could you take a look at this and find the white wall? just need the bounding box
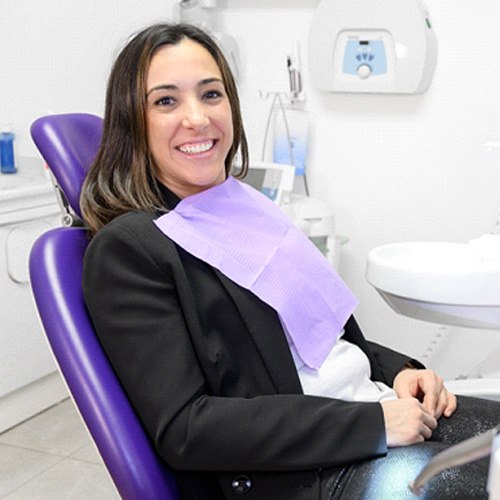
[3,0,500,379]
[0,0,173,154]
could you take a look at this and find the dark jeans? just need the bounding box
[322,396,500,499]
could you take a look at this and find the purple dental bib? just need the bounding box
[154,176,358,369]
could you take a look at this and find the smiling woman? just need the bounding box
[80,23,500,500]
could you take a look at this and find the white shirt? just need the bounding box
[289,330,397,402]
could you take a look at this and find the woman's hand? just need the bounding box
[381,368,457,447]
[380,398,437,447]
[393,368,457,419]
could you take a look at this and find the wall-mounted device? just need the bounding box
[308,0,437,94]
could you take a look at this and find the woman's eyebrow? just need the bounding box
[199,77,223,86]
[146,83,177,97]
[146,77,223,97]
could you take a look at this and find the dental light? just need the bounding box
[177,0,240,80]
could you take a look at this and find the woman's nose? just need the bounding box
[181,101,209,130]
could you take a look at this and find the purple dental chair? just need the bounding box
[29,113,180,499]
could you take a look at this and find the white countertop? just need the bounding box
[0,158,60,222]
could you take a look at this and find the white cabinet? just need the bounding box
[0,164,68,431]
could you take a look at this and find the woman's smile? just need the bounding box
[176,138,217,156]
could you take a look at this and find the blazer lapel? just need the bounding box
[215,270,302,395]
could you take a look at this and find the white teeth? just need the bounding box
[178,141,214,154]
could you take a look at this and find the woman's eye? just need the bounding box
[154,96,175,106]
[203,89,223,100]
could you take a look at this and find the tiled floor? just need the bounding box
[0,398,119,499]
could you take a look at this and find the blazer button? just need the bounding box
[231,475,252,495]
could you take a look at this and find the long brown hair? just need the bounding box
[81,23,248,235]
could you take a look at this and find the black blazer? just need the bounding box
[83,195,420,499]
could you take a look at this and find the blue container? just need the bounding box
[0,130,17,174]
[272,104,309,177]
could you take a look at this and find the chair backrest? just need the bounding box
[30,113,103,219]
[29,113,179,500]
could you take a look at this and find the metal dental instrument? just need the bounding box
[410,425,500,496]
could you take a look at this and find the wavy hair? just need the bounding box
[81,23,248,235]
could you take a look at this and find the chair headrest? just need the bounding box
[30,113,103,219]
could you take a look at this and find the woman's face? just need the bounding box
[145,38,234,198]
